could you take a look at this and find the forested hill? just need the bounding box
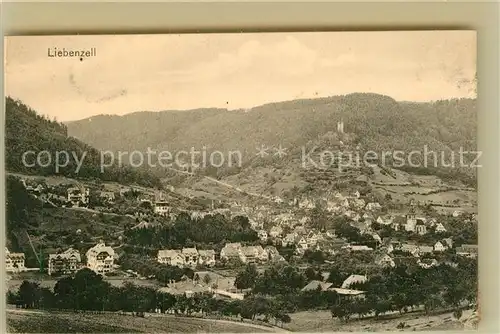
[66,93,476,158]
[66,93,477,184]
[5,97,161,188]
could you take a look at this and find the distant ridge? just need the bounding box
[66,93,476,158]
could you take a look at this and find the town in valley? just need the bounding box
[5,32,479,332]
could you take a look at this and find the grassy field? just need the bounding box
[369,166,477,213]
[6,306,476,333]
[284,309,473,332]
[7,275,160,293]
[7,309,277,333]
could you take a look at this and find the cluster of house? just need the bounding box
[220,243,285,264]
[373,213,449,235]
[157,248,216,267]
[223,191,377,245]
[302,239,478,299]
[5,243,117,276]
[300,243,474,302]
[157,243,286,268]
[283,208,452,248]
[293,190,383,217]
[222,194,478,269]
[47,243,116,275]
[133,190,177,216]
[21,179,45,195]
[370,238,478,270]
[278,228,345,255]
[20,177,176,216]
[212,190,475,264]
[21,179,92,208]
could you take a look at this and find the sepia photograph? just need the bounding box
[4,31,478,332]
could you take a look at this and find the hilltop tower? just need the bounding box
[337,119,344,133]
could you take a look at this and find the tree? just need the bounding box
[242,295,269,320]
[72,268,111,310]
[235,264,258,291]
[277,313,291,327]
[53,276,75,309]
[351,299,371,319]
[203,274,212,286]
[18,281,41,308]
[391,292,408,315]
[330,299,352,322]
[6,290,20,305]
[424,294,444,315]
[453,308,463,320]
[157,292,176,313]
[232,215,251,230]
[39,287,56,309]
[326,267,346,286]
[373,299,392,318]
[310,206,329,231]
[305,267,321,281]
[303,250,326,264]
[333,220,361,242]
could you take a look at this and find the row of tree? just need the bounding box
[235,264,306,295]
[7,268,292,326]
[7,255,476,325]
[234,257,477,321]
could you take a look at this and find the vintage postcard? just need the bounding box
[4,31,478,332]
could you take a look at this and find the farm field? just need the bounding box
[7,309,278,333]
[284,309,474,332]
[369,166,477,211]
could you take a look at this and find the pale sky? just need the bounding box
[5,31,476,122]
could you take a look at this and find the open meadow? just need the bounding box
[284,309,474,332]
[7,309,278,333]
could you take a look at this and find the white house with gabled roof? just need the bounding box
[86,243,115,274]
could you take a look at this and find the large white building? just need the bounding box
[154,191,171,216]
[158,249,185,267]
[6,248,26,273]
[198,250,216,267]
[86,243,115,275]
[182,248,199,267]
[48,248,81,276]
[67,186,89,207]
[154,201,170,215]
